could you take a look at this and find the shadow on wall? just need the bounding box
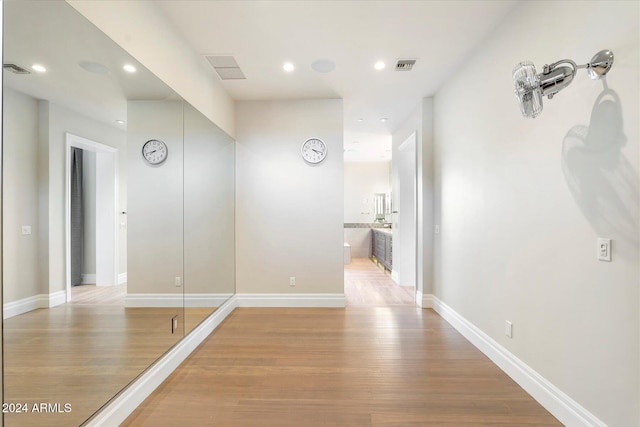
[562,82,639,260]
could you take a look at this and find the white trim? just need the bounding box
[391,270,400,284]
[417,291,433,308]
[65,133,119,302]
[3,290,68,318]
[118,273,127,285]
[82,274,97,285]
[236,293,345,308]
[429,295,606,427]
[125,293,234,308]
[48,290,67,307]
[84,296,237,426]
[415,290,434,308]
[3,295,40,319]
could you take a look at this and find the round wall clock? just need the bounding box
[301,137,328,164]
[142,139,168,165]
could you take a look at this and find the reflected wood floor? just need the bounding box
[123,307,561,427]
[345,258,415,306]
[3,285,215,427]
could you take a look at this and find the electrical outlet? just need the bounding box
[21,225,32,235]
[505,320,513,338]
[289,276,296,287]
[597,238,611,262]
[175,277,182,287]
[434,224,440,234]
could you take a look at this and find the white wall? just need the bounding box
[433,1,639,425]
[183,103,235,296]
[2,89,42,302]
[3,92,126,302]
[344,161,390,258]
[236,100,343,295]
[67,0,235,139]
[127,101,184,296]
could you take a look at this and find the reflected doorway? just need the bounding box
[65,133,118,302]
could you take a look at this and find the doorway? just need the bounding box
[65,133,118,302]
[343,141,415,306]
[392,132,417,288]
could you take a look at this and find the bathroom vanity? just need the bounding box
[371,228,392,271]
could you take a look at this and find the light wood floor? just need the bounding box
[122,307,561,426]
[3,286,216,427]
[345,258,415,306]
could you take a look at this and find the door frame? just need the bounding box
[65,133,118,302]
[392,132,418,288]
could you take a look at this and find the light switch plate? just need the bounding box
[21,226,32,235]
[597,238,611,262]
[505,320,513,338]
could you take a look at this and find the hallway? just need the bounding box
[344,258,415,306]
[123,307,561,426]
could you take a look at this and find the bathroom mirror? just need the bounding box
[373,192,392,223]
[2,1,235,425]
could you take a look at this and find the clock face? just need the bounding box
[142,139,168,165]
[301,138,327,164]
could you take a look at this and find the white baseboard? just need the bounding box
[125,293,233,308]
[3,295,40,319]
[415,290,434,308]
[81,274,97,285]
[4,290,68,319]
[236,293,345,308]
[48,290,67,307]
[428,294,606,427]
[84,295,238,426]
[391,270,399,284]
[80,273,127,286]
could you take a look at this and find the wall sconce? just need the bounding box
[513,50,614,118]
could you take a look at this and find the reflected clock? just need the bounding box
[142,139,168,165]
[301,137,327,164]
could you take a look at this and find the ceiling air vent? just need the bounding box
[395,59,416,71]
[4,63,30,74]
[204,55,246,80]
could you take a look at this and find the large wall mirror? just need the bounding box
[2,1,235,426]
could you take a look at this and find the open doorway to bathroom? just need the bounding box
[343,136,415,307]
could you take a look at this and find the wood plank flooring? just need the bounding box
[3,285,217,427]
[122,307,561,426]
[344,258,415,306]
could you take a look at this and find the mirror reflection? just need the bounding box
[2,1,235,426]
[373,192,392,223]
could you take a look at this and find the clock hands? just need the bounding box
[311,148,323,155]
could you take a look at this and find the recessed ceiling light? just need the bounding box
[357,118,364,122]
[283,62,295,72]
[79,61,110,75]
[374,61,386,70]
[123,64,136,73]
[353,141,360,144]
[31,64,46,73]
[116,120,125,124]
[380,118,388,122]
[311,59,335,73]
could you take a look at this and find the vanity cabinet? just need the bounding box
[371,229,392,271]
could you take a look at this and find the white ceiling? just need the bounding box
[3,1,177,130]
[156,0,519,161]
